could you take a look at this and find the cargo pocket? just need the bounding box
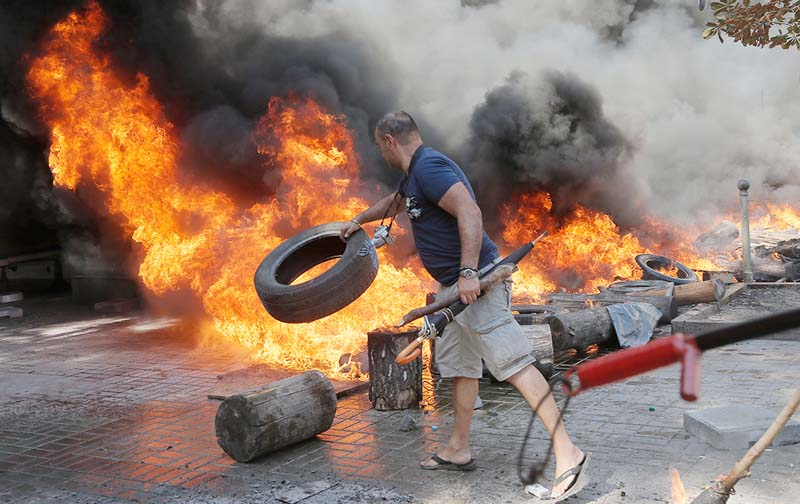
[474,319,531,370]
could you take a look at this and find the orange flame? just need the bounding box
[27,1,429,378]
[670,467,688,504]
[25,2,800,379]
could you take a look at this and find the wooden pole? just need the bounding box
[396,265,514,327]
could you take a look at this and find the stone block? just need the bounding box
[0,291,23,303]
[684,405,800,450]
[0,305,23,318]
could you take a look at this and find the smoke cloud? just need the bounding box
[233,0,800,227]
[466,70,634,226]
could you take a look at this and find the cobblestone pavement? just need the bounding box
[1,295,798,503]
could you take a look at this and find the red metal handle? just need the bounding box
[563,333,701,401]
[396,337,423,365]
[679,337,701,401]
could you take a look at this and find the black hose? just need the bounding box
[694,307,800,351]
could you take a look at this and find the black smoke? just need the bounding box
[464,71,636,232]
[0,0,401,260]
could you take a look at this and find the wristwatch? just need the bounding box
[458,267,478,280]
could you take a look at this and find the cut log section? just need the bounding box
[215,370,337,462]
[520,324,554,379]
[547,292,677,324]
[548,307,616,352]
[627,279,726,306]
[368,327,422,410]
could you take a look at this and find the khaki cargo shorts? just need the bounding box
[434,279,535,381]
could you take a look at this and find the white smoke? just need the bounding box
[197,0,800,226]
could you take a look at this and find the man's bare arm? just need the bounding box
[340,193,406,241]
[437,182,483,303]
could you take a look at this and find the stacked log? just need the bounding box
[624,279,726,306]
[547,292,677,324]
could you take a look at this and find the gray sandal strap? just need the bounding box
[553,456,586,486]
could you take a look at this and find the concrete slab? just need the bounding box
[684,405,800,450]
[671,283,800,340]
[0,291,23,303]
[0,305,22,318]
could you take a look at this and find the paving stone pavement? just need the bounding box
[1,295,798,503]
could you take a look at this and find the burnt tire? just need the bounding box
[254,222,379,323]
[635,254,698,285]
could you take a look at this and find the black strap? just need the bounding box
[379,146,424,233]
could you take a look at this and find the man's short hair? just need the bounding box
[375,111,420,144]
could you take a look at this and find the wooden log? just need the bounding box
[713,257,786,280]
[520,324,554,379]
[769,238,800,260]
[786,262,800,281]
[628,279,726,306]
[215,370,336,462]
[368,327,422,410]
[547,292,677,323]
[548,307,616,352]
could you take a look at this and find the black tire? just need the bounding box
[635,254,698,285]
[254,222,379,323]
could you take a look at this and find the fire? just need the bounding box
[670,467,688,504]
[502,192,661,296]
[755,202,800,230]
[27,1,428,379]
[25,2,800,378]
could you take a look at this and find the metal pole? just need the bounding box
[738,179,753,283]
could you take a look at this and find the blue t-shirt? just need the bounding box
[398,146,499,286]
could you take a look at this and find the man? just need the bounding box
[339,111,589,501]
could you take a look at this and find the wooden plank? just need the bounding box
[719,283,747,306]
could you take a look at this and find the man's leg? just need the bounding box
[506,365,584,497]
[420,376,478,466]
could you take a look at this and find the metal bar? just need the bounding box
[738,179,753,283]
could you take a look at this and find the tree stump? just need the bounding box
[215,370,336,462]
[548,307,616,352]
[368,327,422,410]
